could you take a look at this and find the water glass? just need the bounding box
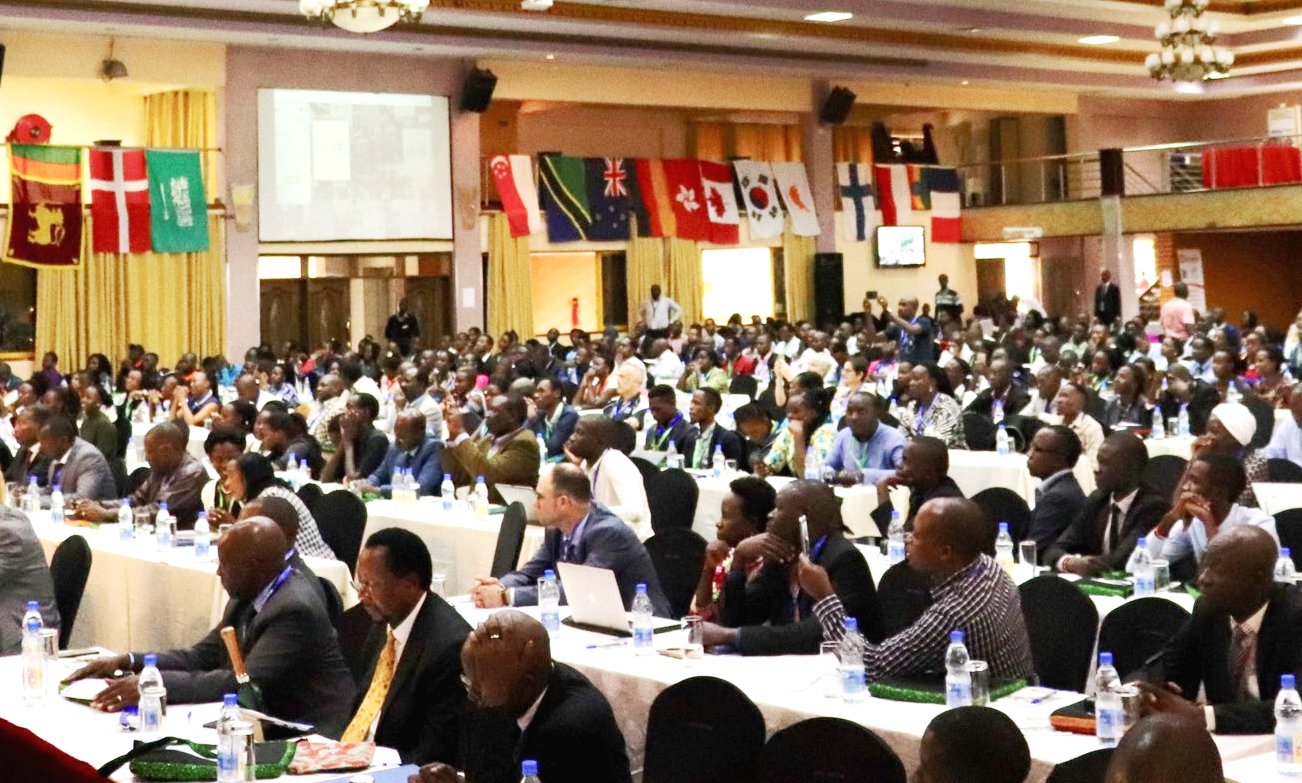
[820,641,841,698]
[431,574,447,599]
[967,660,991,706]
[1018,541,1037,571]
[1152,559,1171,591]
[681,616,704,664]
[1119,684,1142,730]
[39,628,58,696]
[134,507,154,537]
[724,459,738,477]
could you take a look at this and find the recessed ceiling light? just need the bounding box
[805,11,853,23]
[1285,15,1302,24]
[545,53,556,60]
[960,26,985,34]
[961,80,970,85]
[1078,34,1120,45]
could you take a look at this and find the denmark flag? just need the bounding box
[89,148,150,254]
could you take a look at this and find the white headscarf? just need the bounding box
[1210,402,1256,446]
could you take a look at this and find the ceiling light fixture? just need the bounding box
[1078,34,1120,45]
[1145,0,1233,82]
[299,0,429,34]
[1285,14,1302,24]
[805,11,853,23]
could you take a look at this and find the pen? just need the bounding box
[586,640,627,649]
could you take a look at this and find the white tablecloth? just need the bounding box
[1143,436,1195,461]
[1253,482,1302,516]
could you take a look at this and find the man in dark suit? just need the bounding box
[702,480,882,654]
[684,388,744,470]
[66,518,356,735]
[1047,432,1171,575]
[1137,527,1302,734]
[641,384,694,454]
[1025,425,1087,560]
[0,507,59,654]
[1156,365,1220,436]
[413,610,631,783]
[1094,269,1122,328]
[5,405,52,491]
[338,528,470,764]
[355,409,444,498]
[528,378,579,463]
[471,463,671,616]
[38,415,116,503]
[871,437,965,533]
[964,358,1030,422]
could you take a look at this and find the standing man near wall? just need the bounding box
[934,274,963,322]
[638,285,681,350]
[1094,269,1122,329]
[385,299,420,356]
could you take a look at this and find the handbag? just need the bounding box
[97,736,296,781]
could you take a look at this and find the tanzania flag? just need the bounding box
[147,149,209,253]
[538,155,592,243]
[585,157,631,241]
[4,144,83,269]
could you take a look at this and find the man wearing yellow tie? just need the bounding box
[340,528,471,764]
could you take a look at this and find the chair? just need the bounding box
[1045,748,1114,783]
[490,502,529,578]
[127,466,151,495]
[1276,508,1302,571]
[296,482,325,513]
[758,717,906,783]
[971,487,1032,544]
[728,374,758,400]
[646,469,700,534]
[1019,575,1099,691]
[313,489,368,575]
[1242,394,1275,449]
[1268,458,1302,483]
[644,528,707,618]
[49,535,92,649]
[318,576,343,627]
[1096,597,1191,681]
[560,380,579,404]
[1141,455,1187,500]
[630,456,660,489]
[644,676,765,783]
[876,560,932,637]
[336,603,382,685]
[963,411,996,451]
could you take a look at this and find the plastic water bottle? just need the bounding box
[1149,409,1165,440]
[539,569,560,632]
[440,473,455,511]
[49,483,64,525]
[1277,549,1298,585]
[217,693,247,783]
[520,759,541,783]
[21,601,44,706]
[194,511,211,560]
[536,434,548,468]
[886,511,906,565]
[995,523,1015,574]
[711,445,725,478]
[118,499,134,540]
[631,583,654,656]
[472,476,490,517]
[1130,538,1155,596]
[1177,403,1190,437]
[1227,383,1242,404]
[406,468,420,501]
[23,476,39,516]
[155,502,174,549]
[995,423,1010,456]
[138,653,167,736]
[888,397,901,421]
[944,630,972,708]
[286,457,302,491]
[839,617,866,703]
[395,468,411,503]
[1095,651,1123,747]
[1276,674,1302,775]
[992,398,1004,424]
[665,439,681,470]
[803,446,822,481]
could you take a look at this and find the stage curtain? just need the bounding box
[690,122,801,162]
[626,237,665,329]
[144,89,219,198]
[833,126,874,164]
[666,238,702,326]
[692,123,726,161]
[782,228,816,323]
[487,213,534,338]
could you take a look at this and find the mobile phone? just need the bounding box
[866,290,877,300]
[799,514,810,556]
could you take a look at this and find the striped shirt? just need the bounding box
[898,393,966,450]
[257,485,336,561]
[814,554,1034,680]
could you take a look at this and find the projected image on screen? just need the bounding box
[875,225,926,268]
[257,89,453,242]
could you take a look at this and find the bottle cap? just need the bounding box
[1284,674,1297,690]
[224,693,239,707]
[476,475,485,482]
[635,583,647,593]
[159,502,169,511]
[949,629,964,643]
[143,653,158,666]
[25,600,38,611]
[1283,548,1293,558]
[998,522,1009,532]
[197,511,207,521]
[444,473,452,480]
[522,760,539,777]
[52,483,61,492]
[1100,651,1113,666]
[120,498,130,505]
[1136,536,1147,547]
[844,617,858,631]
[543,569,556,579]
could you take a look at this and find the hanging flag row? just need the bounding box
[837,162,963,244]
[2,144,210,269]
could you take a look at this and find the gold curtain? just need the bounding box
[689,122,802,162]
[782,229,816,323]
[626,237,666,329]
[833,126,874,165]
[666,238,701,326]
[143,89,219,198]
[487,213,534,338]
[691,123,726,161]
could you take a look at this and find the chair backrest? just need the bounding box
[729,374,759,400]
[646,468,700,534]
[1276,508,1302,571]
[963,411,997,451]
[49,535,92,649]
[971,486,1032,544]
[296,482,325,513]
[490,502,529,579]
[127,466,151,495]
[1044,747,1115,783]
[1141,455,1188,500]
[630,457,660,489]
[1242,394,1275,449]
[758,717,906,783]
[1019,575,1100,691]
[1268,458,1302,483]
[1096,597,1191,680]
[644,528,708,618]
[644,676,765,783]
[876,560,933,637]
[318,576,343,627]
[313,489,369,575]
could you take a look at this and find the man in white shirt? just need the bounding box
[1054,382,1105,468]
[639,285,681,336]
[1148,452,1278,570]
[646,338,685,383]
[1019,364,1063,421]
[792,331,837,380]
[564,416,651,539]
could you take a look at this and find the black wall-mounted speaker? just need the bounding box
[460,68,498,113]
[819,86,856,125]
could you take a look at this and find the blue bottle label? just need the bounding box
[634,627,653,647]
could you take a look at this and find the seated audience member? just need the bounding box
[208,453,336,560]
[170,371,221,426]
[5,406,53,490]
[1054,383,1104,468]
[217,400,258,441]
[1024,425,1087,557]
[646,338,685,383]
[915,706,1031,783]
[702,480,882,655]
[759,392,837,478]
[470,464,669,616]
[733,402,777,472]
[824,391,906,486]
[1183,335,1217,384]
[639,384,694,453]
[76,386,118,462]
[1263,381,1302,468]
[574,354,614,410]
[870,437,964,532]
[411,611,631,783]
[1154,364,1219,436]
[260,409,323,478]
[1105,714,1223,783]
[677,347,729,394]
[0,506,59,655]
[65,518,355,734]
[1018,364,1063,420]
[829,355,869,421]
[1139,526,1302,734]
[238,496,321,585]
[563,416,650,539]
[898,363,966,449]
[1047,433,1170,575]
[1101,364,1150,429]
[802,497,1035,680]
[691,476,776,622]
[321,393,390,483]
[1193,402,1267,507]
[75,423,208,529]
[200,427,246,515]
[528,378,578,463]
[354,409,443,499]
[236,371,278,411]
[308,373,348,446]
[965,358,1029,422]
[443,393,540,504]
[684,388,743,470]
[601,358,646,424]
[39,415,116,503]
[339,528,471,764]
[1149,452,1277,573]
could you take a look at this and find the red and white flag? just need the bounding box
[662,159,711,242]
[772,162,820,237]
[874,164,915,227]
[697,160,740,245]
[89,148,150,254]
[490,154,541,238]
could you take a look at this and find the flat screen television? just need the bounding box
[875,225,926,268]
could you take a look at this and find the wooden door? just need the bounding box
[306,279,351,350]
[976,259,1006,313]
[260,280,305,351]
[404,276,452,349]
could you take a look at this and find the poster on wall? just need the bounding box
[1176,248,1207,312]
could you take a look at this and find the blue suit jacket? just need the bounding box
[529,405,580,460]
[502,502,671,617]
[368,435,444,498]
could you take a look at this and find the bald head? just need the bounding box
[461,609,552,718]
[217,517,289,601]
[238,496,299,548]
[783,479,841,538]
[1198,526,1279,619]
[1105,714,1222,783]
[927,497,989,560]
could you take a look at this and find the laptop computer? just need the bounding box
[556,562,678,637]
[496,484,539,522]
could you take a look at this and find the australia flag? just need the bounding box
[585,157,632,241]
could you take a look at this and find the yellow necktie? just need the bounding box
[341,630,396,742]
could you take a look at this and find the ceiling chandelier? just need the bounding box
[1144,0,1233,81]
[299,0,430,34]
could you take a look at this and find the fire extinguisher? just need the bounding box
[571,297,580,328]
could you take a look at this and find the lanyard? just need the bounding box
[694,426,714,467]
[853,434,875,469]
[651,413,682,450]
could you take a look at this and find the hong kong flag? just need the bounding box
[89,148,150,254]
